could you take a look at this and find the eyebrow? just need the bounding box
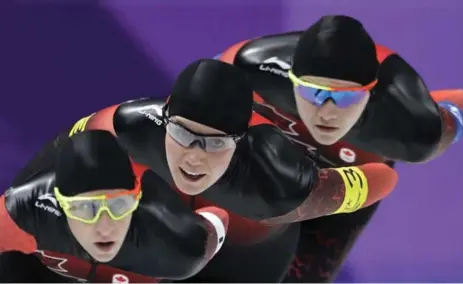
[172,120,226,136]
[172,120,200,133]
[172,120,191,130]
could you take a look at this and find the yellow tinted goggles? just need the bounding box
[54,182,142,224]
[288,70,377,91]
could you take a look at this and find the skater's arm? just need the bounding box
[247,124,398,224]
[0,195,37,254]
[0,251,55,282]
[260,163,397,224]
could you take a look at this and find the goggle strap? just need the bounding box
[289,70,377,91]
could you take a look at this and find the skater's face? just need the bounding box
[293,75,370,145]
[64,189,136,263]
[165,116,237,195]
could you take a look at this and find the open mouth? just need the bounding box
[94,241,115,252]
[315,125,339,133]
[179,167,206,182]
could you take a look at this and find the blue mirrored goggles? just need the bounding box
[296,86,367,108]
[288,70,377,108]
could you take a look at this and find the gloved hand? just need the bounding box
[432,89,463,144]
[347,54,442,162]
[137,170,229,278]
[247,124,319,217]
[197,123,317,221]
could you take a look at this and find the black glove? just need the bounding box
[135,170,228,279]
[0,251,72,283]
[246,124,319,215]
[346,54,442,162]
[200,124,319,221]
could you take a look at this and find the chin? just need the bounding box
[317,138,339,146]
[312,133,342,146]
[173,176,208,196]
[177,183,207,196]
[89,251,117,263]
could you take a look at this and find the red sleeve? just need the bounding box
[218,39,252,64]
[431,89,463,108]
[375,43,396,63]
[84,104,120,135]
[249,111,273,127]
[72,103,152,177]
[249,92,274,127]
[262,163,398,224]
[67,104,120,137]
[0,195,37,254]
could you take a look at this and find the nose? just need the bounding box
[184,146,206,166]
[95,212,116,237]
[317,99,338,122]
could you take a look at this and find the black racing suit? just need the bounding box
[9,98,398,282]
[0,169,227,282]
[216,31,458,282]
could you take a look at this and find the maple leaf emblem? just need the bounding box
[112,273,129,283]
[35,250,87,282]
